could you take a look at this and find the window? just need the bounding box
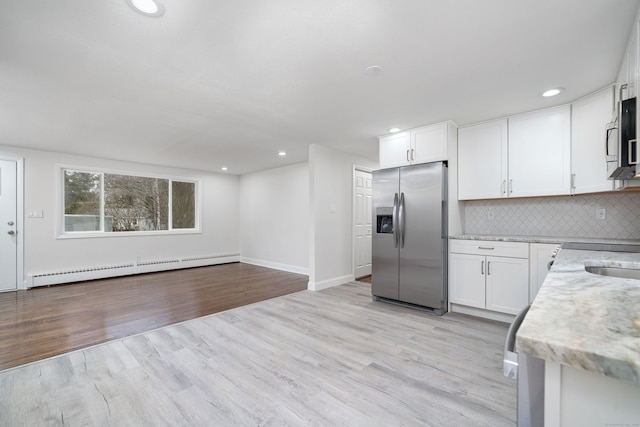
[62,167,199,236]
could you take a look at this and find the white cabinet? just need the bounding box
[508,105,571,197]
[449,253,485,308]
[625,22,638,99]
[458,106,571,200]
[617,22,637,100]
[379,122,453,169]
[457,119,508,200]
[529,243,558,303]
[545,361,640,427]
[379,132,411,169]
[485,256,529,314]
[571,87,615,195]
[411,123,449,164]
[449,240,529,315]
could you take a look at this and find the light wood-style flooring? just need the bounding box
[0,280,516,426]
[0,262,308,371]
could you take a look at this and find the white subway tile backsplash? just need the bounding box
[463,193,640,239]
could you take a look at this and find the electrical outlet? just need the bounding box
[596,208,606,220]
[487,210,495,220]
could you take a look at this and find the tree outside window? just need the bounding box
[63,168,197,234]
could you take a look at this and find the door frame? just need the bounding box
[352,164,373,279]
[0,155,24,291]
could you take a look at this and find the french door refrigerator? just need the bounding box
[372,161,447,315]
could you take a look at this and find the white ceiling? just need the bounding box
[1,0,639,175]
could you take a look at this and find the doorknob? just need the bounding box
[7,230,15,235]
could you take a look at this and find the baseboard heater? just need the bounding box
[26,253,240,288]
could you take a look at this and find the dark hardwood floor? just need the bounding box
[0,262,308,371]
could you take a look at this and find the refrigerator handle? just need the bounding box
[393,193,399,248]
[399,192,406,248]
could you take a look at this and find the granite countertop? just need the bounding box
[450,234,561,244]
[515,246,640,385]
[450,234,640,245]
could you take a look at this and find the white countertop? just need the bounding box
[515,246,640,385]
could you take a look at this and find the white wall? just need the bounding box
[239,163,309,274]
[0,145,240,287]
[309,144,377,290]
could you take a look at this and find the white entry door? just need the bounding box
[354,169,372,278]
[0,160,17,292]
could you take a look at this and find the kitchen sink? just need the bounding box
[585,265,640,280]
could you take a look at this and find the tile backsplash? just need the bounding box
[463,193,640,239]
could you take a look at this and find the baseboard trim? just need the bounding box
[239,257,309,276]
[450,303,514,323]
[26,254,241,288]
[307,274,354,291]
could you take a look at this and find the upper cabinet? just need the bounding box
[620,22,638,100]
[458,106,571,200]
[458,119,508,199]
[379,121,454,169]
[378,131,411,169]
[571,86,616,194]
[508,105,571,197]
[629,27,638,99]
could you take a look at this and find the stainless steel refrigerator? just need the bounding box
[371,161,447,315]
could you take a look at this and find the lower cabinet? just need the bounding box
[544,361,640,426]
[449,240,529,316]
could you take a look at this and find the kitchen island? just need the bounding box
[516,244,640,426]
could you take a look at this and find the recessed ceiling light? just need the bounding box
[365,65,382,76]
[125,0,165,17]
[542,87,564,97]
[221,167,228,171]
[278,151,287,157]
[388,127,400,133]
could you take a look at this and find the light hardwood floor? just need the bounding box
[0,281,516,426]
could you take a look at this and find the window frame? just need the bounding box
[56,164,202,239]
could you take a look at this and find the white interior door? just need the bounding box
[354,169,372,278]
[0,159,17,292]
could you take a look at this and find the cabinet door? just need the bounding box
[379,132,411,169]
[485,256,529,315]
[411,123,448,164]
[628,25,637,99]
[571,87,615,194]
[449,253,485,309]
[529,243,557,303]
[458,119,508,200]
[508,105,571,197]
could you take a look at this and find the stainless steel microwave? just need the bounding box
[608,93,637,180]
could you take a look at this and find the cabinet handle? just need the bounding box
[478,246,495,250]
[487,261,491,276]
[501,180,506,194]
[406,150,410,162]
[411,149,415,161]
[509,179,513,194]
[481,260,484,275]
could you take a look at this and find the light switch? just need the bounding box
[28,209,44,218]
